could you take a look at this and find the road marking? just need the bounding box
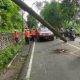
[66,43,80,56]
[69,50,80,57]
[59,40,80,56]
[26,42,35,80]
[67,43,80,50]
[59,39,80,50]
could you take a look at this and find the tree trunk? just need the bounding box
[11,0,67,42]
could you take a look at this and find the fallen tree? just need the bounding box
[11,0,67,42]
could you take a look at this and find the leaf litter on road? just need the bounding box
[54,49,69,54]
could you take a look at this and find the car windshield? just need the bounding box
[40,28,50,32]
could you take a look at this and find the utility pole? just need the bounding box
[11,0,67,42]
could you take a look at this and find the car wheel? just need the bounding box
[51,36,54,41]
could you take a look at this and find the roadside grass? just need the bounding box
[0,43,24,70]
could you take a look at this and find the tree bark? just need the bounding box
[11,0,67,42]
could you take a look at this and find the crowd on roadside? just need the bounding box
[12,27,37,44]
[12,26,76,44]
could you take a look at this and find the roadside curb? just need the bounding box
[16,42,33,80]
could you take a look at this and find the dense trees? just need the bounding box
[11,0,67,42]
[61,0,78,27]
[27,15,38,28]
[41,2,62,29]
[40,0,78,29]
[0,0,23,32]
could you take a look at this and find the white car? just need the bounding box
[37,27,54,41]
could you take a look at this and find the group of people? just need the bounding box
[12,28,37,44]
[12,27,76,44]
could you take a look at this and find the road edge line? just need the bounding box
[67,43,80,50]
[66,43,80,56]
[59,40,80,56]
[59,39,80,50]
[69,51,80,57]
[26,42,35,80]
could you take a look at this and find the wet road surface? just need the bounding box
[27,39,80,80]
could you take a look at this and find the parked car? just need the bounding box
[37,27,54,41]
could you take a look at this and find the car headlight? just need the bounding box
[49,32,53,35]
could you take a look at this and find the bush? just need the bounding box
[0,43,23,69]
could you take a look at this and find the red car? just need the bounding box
[37,27,54,41]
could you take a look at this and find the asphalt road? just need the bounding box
[27,38,80,80]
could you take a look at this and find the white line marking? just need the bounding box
[26,42,35,80]
[59,40,80,56]
[65,43,80,56]
[66,43,80,56]
[69,50,80,56]
[59,40,80,50]
[67,43,80,50]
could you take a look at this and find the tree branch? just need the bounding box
[11,0,67,42]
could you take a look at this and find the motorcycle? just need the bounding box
[64,31,75,41]
[69,34,75,41]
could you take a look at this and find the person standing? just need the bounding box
[12,30,19,43]
[24,28,31,44]
[31,28,37,41]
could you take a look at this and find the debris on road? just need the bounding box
[54,49,69,53]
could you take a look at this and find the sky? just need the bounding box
[22,0,51,20]
[23,0,51,8]
[22,0,62,20]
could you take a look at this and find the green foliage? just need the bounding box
[0,0,23,31]
[27,15,38,28]
[41,2,64,29]
[61,0,77,23]
[75,20,80,34]
[0,43,23,69]
[40,0,78,29]
[76,27,80,34]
